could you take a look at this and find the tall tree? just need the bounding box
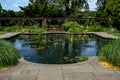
[29,0,48,4]
[20,0,64,17]
[0,4,3,17]
[96,0,106,9]
[53,0,89,16]
[104,0,120,29]
[96,0,107,17]
[20,2,64,17]
[0,4,2,12]
[96,0,120,29]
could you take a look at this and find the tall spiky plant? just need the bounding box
[0,40,19,68]
[99,39,120,67]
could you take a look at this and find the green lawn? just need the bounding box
[0,31,7,35]
[108,32,120,38]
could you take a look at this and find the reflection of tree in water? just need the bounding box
[38,34,66,64]
[39,46,65,64]
[95,35,112,50]
[20,35,47,50]
[38,34,82,63]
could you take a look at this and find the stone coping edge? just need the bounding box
[19,56,97,66]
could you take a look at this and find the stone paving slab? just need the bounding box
[37,70,63,80]
[0,63,27,75]
[95,73,120,80]
[12,69,39,80]
[63,63,97,74]
[0,74,13,80]
[46,66,62,71]
[0,56,120,80]
[12,74,38,80]
[115,71,120,76]
[0,32,20,39]
[64,73,96,80]
[24,64,46,71]
[89,59,115,73]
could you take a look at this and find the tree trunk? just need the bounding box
[42,19,48,29]
[39,20,42,28]
[65,0,71,16]
[0,20,1,29]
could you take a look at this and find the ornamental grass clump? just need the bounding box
[0,40,19,69]
[99,39,120,67]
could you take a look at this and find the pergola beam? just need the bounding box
[0,17,110,21]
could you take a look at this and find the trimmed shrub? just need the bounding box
[0,40,19,68]
[87,25,103,32]
[30,28,46,34]
[86,25,111,32]
[68,27,85,33]
[62,21,85,33]
[62,21,81,31]
[3,26,20,32]
[99,39,120,67]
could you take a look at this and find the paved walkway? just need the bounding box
[0,32,20,39]
[0,57,120,80]
[44,32,118,39]
[89,32,118,39]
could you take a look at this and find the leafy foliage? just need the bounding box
[96,0,120,29]
[76,56,88,61]
[62,21,80,30]
[87,25,103,32]
[64,56,88,63]
[99,39,120,67]
[0,4,2,13]
[0,31,6,35]
[0,40,19,68]
[62,21,85,33]
[20,2,64,17]
[52,0,89,16]
[0,0,90,27]
[3,26,20,32]
[86,24,109,32]
[30,28,46,33]
[68,26,85,33]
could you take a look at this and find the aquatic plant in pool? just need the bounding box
[10,34,109,64]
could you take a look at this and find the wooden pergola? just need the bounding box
[0,17,110,30]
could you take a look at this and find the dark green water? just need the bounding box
[10,34,109,64]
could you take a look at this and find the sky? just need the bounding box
[0,0,29,11]
[0,0,97,11]
[87,0,97,11]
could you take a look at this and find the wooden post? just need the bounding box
[42,19,48,29]
[65,18,68,23]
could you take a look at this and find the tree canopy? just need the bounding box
[20,2,65,17]
[96,0,120,29]
[19,0,89,17]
